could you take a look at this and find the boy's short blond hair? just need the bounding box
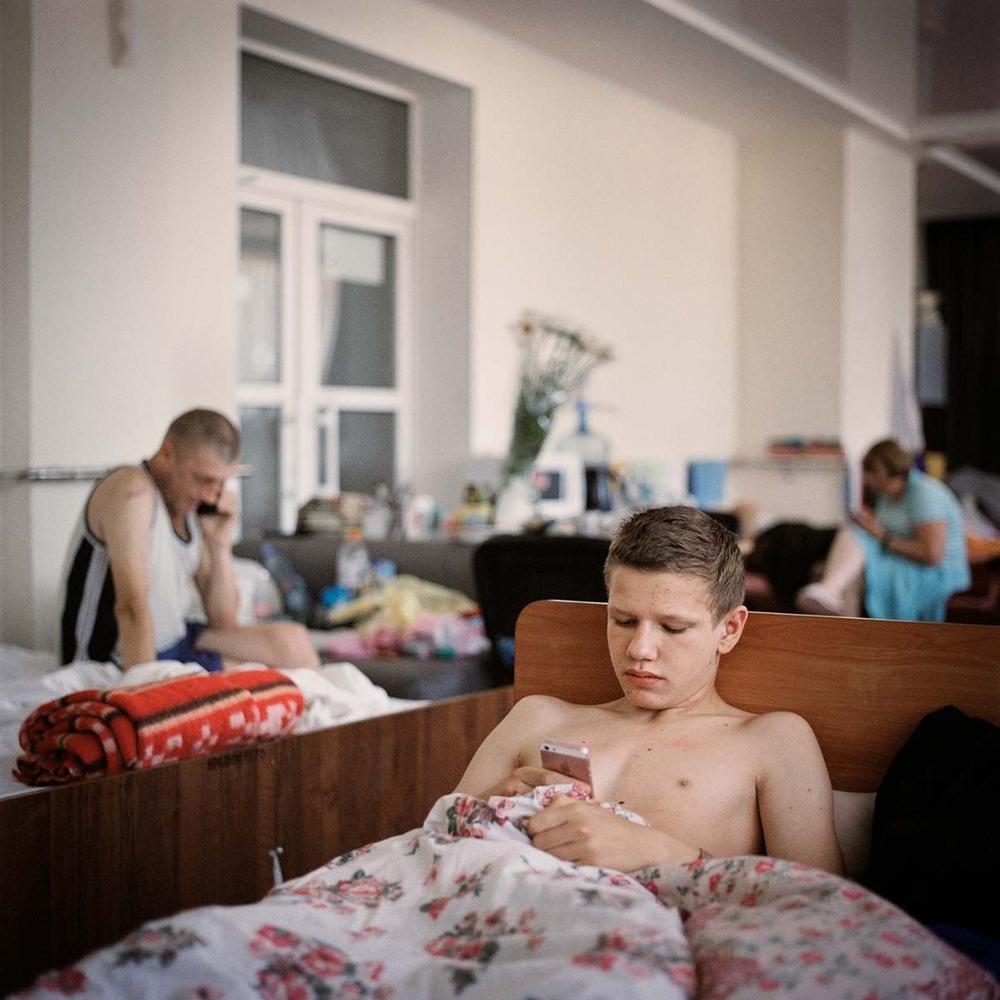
[605,506,745,622]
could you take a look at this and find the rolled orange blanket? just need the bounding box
[14,669,303,786]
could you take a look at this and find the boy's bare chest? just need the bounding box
[537,715,760,836]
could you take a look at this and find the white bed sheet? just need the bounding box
[0,645,424,802]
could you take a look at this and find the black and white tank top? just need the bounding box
[59,464,202,664]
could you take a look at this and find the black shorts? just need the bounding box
[157,622,223,673]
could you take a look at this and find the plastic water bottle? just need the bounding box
[559,400,613,511]
[362,484,393,540]
[259,542,312,624]
[336,527,371,594]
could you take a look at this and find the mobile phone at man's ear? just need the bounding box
[197,501,221,516]
[539,740,593,786]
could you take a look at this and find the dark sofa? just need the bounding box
[234,534,507,700]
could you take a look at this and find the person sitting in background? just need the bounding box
[60,408,319,672]
[795,438,970,621]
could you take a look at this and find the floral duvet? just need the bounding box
[21,786,998,999]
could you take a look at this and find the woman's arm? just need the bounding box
[854,507,948,566]
[880,519,947,565]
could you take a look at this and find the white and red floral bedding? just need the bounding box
[20,786,998,999]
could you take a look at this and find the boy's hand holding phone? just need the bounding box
[473,740,595,800]
[539,740,593,788]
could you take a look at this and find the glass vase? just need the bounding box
[501,390,555,485]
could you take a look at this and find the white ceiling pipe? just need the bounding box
[924,144,1000,198]
[914,110,1000,144]
[642,0,1000,201]
[644,0,911,141]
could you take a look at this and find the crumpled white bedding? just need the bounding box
[0,645,421,800]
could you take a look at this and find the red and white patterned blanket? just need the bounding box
[15,669,303,785]
[20,786,998,998]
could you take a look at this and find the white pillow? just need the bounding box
[233,557,284,623]
[184,557,284,625]
[833,790,876,879]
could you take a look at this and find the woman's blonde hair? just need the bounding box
[862,438,912,478]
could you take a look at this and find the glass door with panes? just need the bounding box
[236,45,414,536]
[302,205,410,503]
[236,195,298,536]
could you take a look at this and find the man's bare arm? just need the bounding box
[91,470,157,668]
[755,712,845,875]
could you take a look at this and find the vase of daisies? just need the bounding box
[495,311,613,527]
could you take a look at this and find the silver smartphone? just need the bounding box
[539,740,593,786]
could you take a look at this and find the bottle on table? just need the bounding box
[559,400,614,512]
[336,526,371,594]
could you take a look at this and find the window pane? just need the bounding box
[339,411,395,494]
[319,225,396,388]
[238,208,282,383]
[239,406,282,536]
[241,52,409,198]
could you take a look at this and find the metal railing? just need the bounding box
[0,466,110,483]
[0,465,254,484]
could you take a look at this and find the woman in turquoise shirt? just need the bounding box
[796,439,970,622]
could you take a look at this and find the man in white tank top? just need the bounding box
[60,409,319,672]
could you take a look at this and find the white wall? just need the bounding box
[2,0,741,647]
[249,0,741,465]
[735,121,915,509]
[0,0,35,647]
[736,123,844,456]
[840,126,916,466]
[840,0,917,477]
[29,0,239,466]
[2,0,238,648]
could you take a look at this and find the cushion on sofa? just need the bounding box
[234,535,502,700]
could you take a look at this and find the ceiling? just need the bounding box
[918,0,1000,115]
[916,0,1000,217]
[427,0,1000,219]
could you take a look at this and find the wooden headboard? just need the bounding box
[514,601,1000,793]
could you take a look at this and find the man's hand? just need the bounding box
[478,767,592,801]
[194,488,239,630]
[526,794,695,871]
[197,488,237,550]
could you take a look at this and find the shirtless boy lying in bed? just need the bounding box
[457,505,845,876]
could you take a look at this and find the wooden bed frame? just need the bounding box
[515,601,1000,792]
[3,603,998,992]
[0,686,514,994]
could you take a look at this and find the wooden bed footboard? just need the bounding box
[0,686,514,994]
